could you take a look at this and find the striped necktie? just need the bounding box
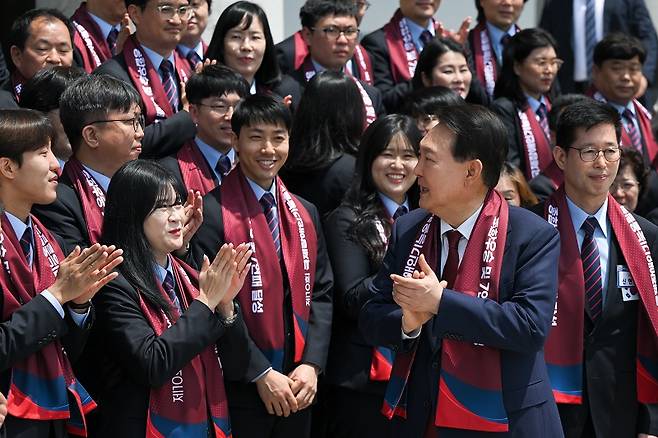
[186,50,202,69]
[536,103,550,139]
[259,193,281,257]
[162,271,181,314]
[581,217,603,323]
[585,0,597,76]
[393,205,408,221]
[107,28,119,55]
[215,155,232,178]
[159,59,179,113]
[622,109,643,152]
[20,226,33,265]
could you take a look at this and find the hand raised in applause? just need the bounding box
[437,16,472,46]
[256,369,299,417]
[197,244,238,310]
[174,189,202,257]
[215,243,251,317]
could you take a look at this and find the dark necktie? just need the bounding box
[581,217,603,323]
[442,230,462,289]
[622,109,643,152]
[260,193,281,257]
[585,0,597,75]
[186,50,202,69]
[420,30,433,47]
[392,205,408,221]
[159,59,179,113]
[215,155,232,178]
[20,226,33,265]
[162,271,182,314]
[107,27,119,54]
[536,103,550,139]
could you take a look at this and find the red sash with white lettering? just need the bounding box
[63,158,106,244]
[516,100,553,180]
[140,257,231,437]
[383,9,437,82]
[11,72,26,101]
[544,187,658,404]
[71,3,113,72]
[383,190,509,432]
[0,214,96,436]
[220,168,317,372]
[471,21,498,99]
[176,140,219,196]
[122,35,191,125]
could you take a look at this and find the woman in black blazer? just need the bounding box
[322,114,421,438]
[90,160,251,437]
[492,28,561,181]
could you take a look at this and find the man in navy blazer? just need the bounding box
[359,104,563,437]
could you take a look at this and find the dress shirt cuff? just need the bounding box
[251,367,272,382]
[401,326,421,340]
[41,290,65,318]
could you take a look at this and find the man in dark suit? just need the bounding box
[288,0,384,118]
[536,99,658,438]
[176,0,210,71]
[94,0,196,158]
[540,0,658,101]
[191,95,333,438]
[359,104,563,437]
[32,74,143,251]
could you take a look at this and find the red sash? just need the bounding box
[516,100,553,180]
[220,168,317,371]
[176,140,220,196]
[301,56,376,127]
[71,3,113,72]
[62,158,106,245]
[540,160,564,190]
[176,42,207,71]
[544,187,658,404]
[122,35,191,124]
[140,257,231,437]
[383,9,437,82]
[292,31,308,71]
[471,21,498,99]
[383,190,509,432]
[11,72,26,101]
[0,215,96,435]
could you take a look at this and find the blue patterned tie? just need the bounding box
[393,205,408,221]
[215,155,232,178]
[159,59,179,113]
[20,227,33,265]
[259,193,281,257]
[107,27,119,54]
[536,103,550,139]
[420,30,433,47]
[162,271,182,314]
[585,0,597,76]
[581,217,603,323]
[623,109,643,152]
[186,50,202,69]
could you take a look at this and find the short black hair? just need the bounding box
[434,104,507,188]
[618,147,647,192]
[60,74,142,151]
[556,99,621,149]
[402,86,465,118]
[19,66,86,113]
[493,28,558,108]
[231,94,292,136]
[9,9,74,52]
[205,1,281,88]
[0,109,54,166]
[185,64,249,103]
[547,94,591,133]
[474,0,528,23]
[593,32,646,66]
[299,0,357,29]
[412,36,469,91]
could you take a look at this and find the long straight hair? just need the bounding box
[343,114,422,265]
[101,160,186,319]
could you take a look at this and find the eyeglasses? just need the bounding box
[195,102,236,116]
[155,4,193,20]
[88,115,145,133]
[530,58,564,71]
[312,26,360,40]
[565,146,621,162]
[611,180,639,192]
[356,1,371,11]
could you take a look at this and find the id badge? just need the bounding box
[617,265,639,301]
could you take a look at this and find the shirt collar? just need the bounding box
[485,21,517,42]
[176,41,204,59]
[194,136,235,171]
[378,192,409,218]
[5,211,32,242]
[141,44,175,71]
[154,255,174,285]
[245,175,277,204]
[565,195,609,238]
[525,94,546,113]
[81,164,111,192]
[403,16,436,45]
[439,203,484,241]
[607,99,635,117]
[88,11,120,40]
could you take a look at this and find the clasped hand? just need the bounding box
[256,363,319,417]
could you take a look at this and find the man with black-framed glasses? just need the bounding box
[533,99,658,438]
[94,0,197,159]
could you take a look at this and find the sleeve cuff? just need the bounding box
[251,367,272,382]
[67,307,90,327]
[402,326,421,340]
[41,290,65,318]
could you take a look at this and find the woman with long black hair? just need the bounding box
[91,160,251,437]
[322,114,421,437]
[492,28,561,181]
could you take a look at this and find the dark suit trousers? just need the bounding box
[226,381,311,438]
[4,417,66,438]
[325,385,392,438]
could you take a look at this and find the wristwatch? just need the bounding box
[220,302,239,327]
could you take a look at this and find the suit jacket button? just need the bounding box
[431,361,438,369]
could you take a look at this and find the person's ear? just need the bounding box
[301,26,313,47]
[189,104,200,125]
[230,132,239,153]
[9,46,23,72]
[0,157,19,180]
[127,4,142,27]
[81,125,100,150]
[553,145,567,170]
[421,71,432,88]
[465,159,483,184]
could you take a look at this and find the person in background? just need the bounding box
[402,86,465,136]
[495,161,538,208]
[323,114,421,438]
[19,65,86,166]
[492,28,561,181]
[177,0,211,71]
[283,70,364,216]
[611,147,646,213]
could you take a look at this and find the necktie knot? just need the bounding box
[582,217,598,237]
[162,271,181,313]
[186,50,202,68]
[216,155,232,177]
[446,229,462,251]
[160,59,174,75]
[260,192,276,212]
[20,227,33,260]
[536,103,548,120]
[393,205,408,221]
[623,108,635,122]
[107,27,119,53]
[500,34,512,47]
[420,30,433,46]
